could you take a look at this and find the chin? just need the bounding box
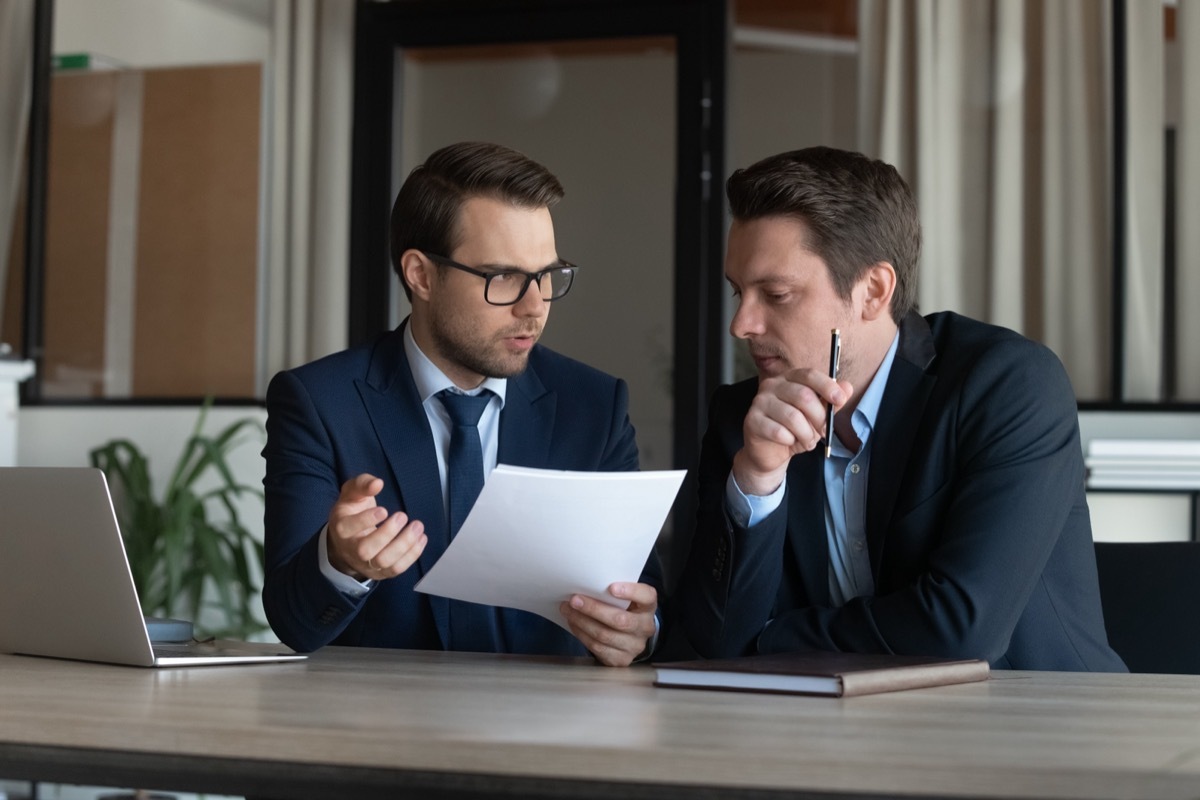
[487,354,531,379]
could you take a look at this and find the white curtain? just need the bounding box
[1179,1,1200,399]
[858,0,1113,399]
[0,0,33,330]
[1123,2,1164,401]
[262,0,353,387]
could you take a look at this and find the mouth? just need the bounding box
[748,346,786,375]
[502,329,541,352]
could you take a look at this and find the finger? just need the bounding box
[563,594,654,648]
[348,509,407,563]
[776,368,851,406]
[748,393,821,448]
[326,505,392,578]
[607,582,658,613]
[834,379,855,410]
[369,517,428,578]
[560,600,650,667]
[338,473,383,505]
[330,505,390,542]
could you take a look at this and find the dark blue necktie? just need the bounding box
[439,389,491,537]
[438,389,500,651]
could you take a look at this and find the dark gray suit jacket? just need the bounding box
[675,311,1126,671]
[262,322,644,655]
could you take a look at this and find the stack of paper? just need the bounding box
[415,464,687,629]
[1085,440,1200,489]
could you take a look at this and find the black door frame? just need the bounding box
[349,0,728,483]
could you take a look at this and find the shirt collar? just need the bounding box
[403,322,508,407]
[850,329,900,442]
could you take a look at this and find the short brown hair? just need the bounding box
[726,146,920,323]
[389,141,565,299]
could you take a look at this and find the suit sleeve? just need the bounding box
[673,383,788,657]
[605,377,667,599]
[261,370,370,651]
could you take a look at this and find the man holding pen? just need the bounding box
[674,146,1126,671]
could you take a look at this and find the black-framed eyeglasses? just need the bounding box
[423,252,577,306]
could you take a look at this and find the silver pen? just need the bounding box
[825,328,841,458]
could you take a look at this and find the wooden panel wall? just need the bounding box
[133,64,260,397]
[26,64,260,399]
[43,72,116,397]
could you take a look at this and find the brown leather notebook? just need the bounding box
[653,651,990,697]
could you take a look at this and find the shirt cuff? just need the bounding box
[318,524,374,597]
[725,472,786,528]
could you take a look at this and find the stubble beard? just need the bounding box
[430,309,539,380]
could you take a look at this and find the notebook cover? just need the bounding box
[653,651,990,697]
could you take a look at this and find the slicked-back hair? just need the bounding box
[726,146,920,324]
[389,141,565,299]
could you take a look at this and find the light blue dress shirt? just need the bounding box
[726,331,900,607]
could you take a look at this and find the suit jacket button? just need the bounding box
[711,568,721,580]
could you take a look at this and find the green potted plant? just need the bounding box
[89,402,267,639]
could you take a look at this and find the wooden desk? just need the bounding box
[2,647,1199,800]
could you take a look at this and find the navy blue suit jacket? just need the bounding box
[676,311,1126,671]
[262,323,643,655]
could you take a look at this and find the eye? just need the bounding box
[489,271,521,285]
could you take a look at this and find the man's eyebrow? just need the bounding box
[725,272,798,286]
[476,260,566,273]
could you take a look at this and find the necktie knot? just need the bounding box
[438,389,491,428]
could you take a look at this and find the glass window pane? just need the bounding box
[37,0,271,400]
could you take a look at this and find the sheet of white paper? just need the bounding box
[414,464,686,631]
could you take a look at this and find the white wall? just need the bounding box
[17,405,269,554]
[53,0,270,68]
[1078,409,1200,450]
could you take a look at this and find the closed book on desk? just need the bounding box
[653,651,989,697]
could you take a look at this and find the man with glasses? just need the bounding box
[262,142,659,665]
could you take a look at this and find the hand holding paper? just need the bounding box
[414,465,686,647]
[558,580,659,666]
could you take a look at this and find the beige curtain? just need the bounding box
[1122,2,1164,401]
[263,0,353,387]
[1179,2,1200,400]
[858,0,1112,399]
[0,0,33,328]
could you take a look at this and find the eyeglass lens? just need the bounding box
[486,268,573,305]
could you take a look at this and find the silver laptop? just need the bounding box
[0,467,305,667]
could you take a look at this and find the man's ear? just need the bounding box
[401,249,435,302]
[858,261,897,321]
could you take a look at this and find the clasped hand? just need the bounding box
[733,368,854,496]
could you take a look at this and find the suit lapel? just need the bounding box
[354,323,452,646]
[497,355,555,468]
[866,312,937,575]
